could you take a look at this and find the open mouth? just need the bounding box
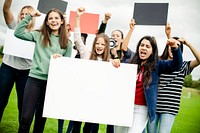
[96,48,103,52]
[51,23,58,26]
[140,51,146,56]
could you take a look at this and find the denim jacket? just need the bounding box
[143,47,183,122]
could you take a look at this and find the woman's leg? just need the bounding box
[0,63,16,122]
[128,105,148,133]
[72,121,82,133]
[106,124,114,133]
[147,113,159,133]
[114,126,128,133]
[91,123,99,133]
[32,79,47,133]
[66,120,74,133]
[15,69,29,122]
[18,77,46,133]
[58,119,64,133]
[159,113,175,133]
[83,122,93,133]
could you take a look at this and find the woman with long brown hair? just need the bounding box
[14,8,72,132]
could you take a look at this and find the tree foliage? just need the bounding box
[183,74,200,90]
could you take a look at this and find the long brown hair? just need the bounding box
[18,5,35,31]
[131,36,158,88]
[89,33,110,61]
[39,8,68,48]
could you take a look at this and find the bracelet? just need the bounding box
[113,56,119,59]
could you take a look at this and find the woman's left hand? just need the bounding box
[111,59,120,68]
[167,38,179,49]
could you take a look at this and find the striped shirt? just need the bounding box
[156,61,192,115]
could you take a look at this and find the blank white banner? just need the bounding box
[3,29,35,60]
[43,57,137,127]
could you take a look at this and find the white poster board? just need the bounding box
[43,57,137,127]
[3,29,35,60]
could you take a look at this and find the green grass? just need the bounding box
[0,88,107,133]
[171,87,200,133]
[0,54,3,65]
[0,87,200,133]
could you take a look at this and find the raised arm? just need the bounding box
[159,38,183,74]
[179,38,200,69]
[121,19,135,51]
[165,23,171,39]
[74,7,85,44]
[167,38,183,69]
[74,7,90,59]
[14,10,40,41]
[3,0,14,25]
[97,13,111,34]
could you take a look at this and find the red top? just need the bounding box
[134,66,146,105]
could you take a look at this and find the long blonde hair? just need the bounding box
[89,33,110,61]
[18,5,35,31]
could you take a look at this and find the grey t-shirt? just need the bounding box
[2,19,32,70]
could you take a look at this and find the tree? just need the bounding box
[183,74,192,87]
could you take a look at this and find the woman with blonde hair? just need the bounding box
[0,0,35,123]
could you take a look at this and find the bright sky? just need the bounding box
[0,0,200,80]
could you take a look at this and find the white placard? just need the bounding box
[3,29,35,60]
[43,57,137,127]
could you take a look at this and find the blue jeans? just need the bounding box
[0,63,29,122]
[147,113,175,133]
[18,77,47,133]
[114,105,148,133]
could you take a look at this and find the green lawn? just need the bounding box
[0,54,3,64]
[0,87,200,133]
[171,88,200,133]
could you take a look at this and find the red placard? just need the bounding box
[69,11,99,35]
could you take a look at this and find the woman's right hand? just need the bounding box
[130,19,135,30]
[76,7,85,17]
[30,10,41,17]
[111,59,120,68]
[165,23,171,39]
[167,38,179,49]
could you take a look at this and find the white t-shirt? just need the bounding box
[2,19,32,70]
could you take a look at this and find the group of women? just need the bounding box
[0,0,200,133]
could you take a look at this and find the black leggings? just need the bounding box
[18,77,47,133]
[72,121,114,133]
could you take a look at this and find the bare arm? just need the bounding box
[121,19,135,51]
[3,0,14,25]
[179,38,200,69]
[165,23,171,39]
